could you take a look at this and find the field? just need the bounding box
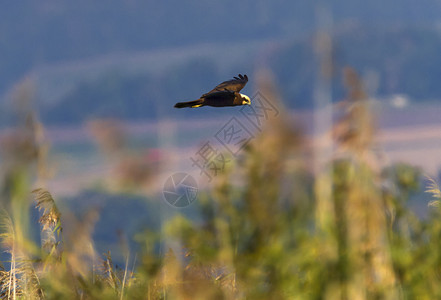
[0,69,441,299]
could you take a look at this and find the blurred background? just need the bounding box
[1,1,441,298]
[1,2,440,187]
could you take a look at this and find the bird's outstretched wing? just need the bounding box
[203,74,248,97]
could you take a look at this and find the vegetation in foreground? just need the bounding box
[0,69,440,299]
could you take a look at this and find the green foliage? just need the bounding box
[1,70,441,299]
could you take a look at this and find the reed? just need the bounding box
[0,70,438,299]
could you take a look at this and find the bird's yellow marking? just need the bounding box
[192,104,203,108]
[241,94,251,105]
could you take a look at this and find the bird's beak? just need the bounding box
[240,94,251,105]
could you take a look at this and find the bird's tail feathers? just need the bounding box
[174,99,204,108]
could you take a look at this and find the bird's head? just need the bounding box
[240,94,251,105]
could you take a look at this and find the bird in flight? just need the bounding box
[174,74,250,108]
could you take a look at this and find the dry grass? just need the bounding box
[0,70,440,299]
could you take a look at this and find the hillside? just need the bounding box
[2,2,441,126]
[2,1,441,95]
[1,26,439,126]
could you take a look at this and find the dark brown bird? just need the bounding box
[174,74,250,108]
